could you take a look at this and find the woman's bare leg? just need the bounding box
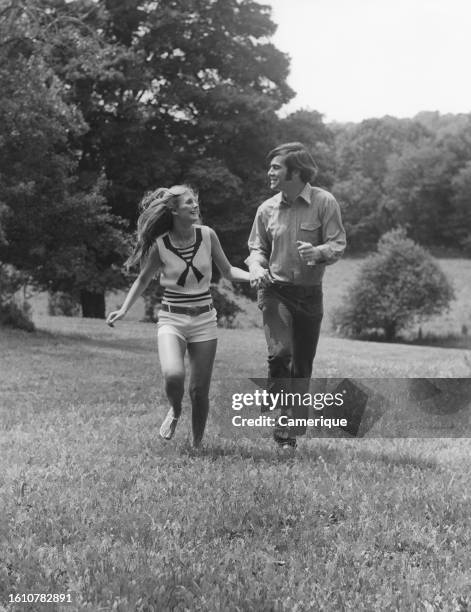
[187,339,217,447]
[157,333,187,420]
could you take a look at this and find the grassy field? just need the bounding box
[1,316,471,611]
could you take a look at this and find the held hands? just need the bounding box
[106,308,126,327]
[296,241,318,266]
[249,266,271,289]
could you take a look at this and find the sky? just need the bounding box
[264,0,471,123]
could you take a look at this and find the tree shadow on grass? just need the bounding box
[403,335,471,350]
[178,438,442,473]
[179,438,339,464]
[355,332,471,350]
[34,328,155,354]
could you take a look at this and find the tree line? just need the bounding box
[1,0,470,318]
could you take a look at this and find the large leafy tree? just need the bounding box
[449,162,471,255]
[0,1,130,317]
[382,144,451,247]
[46,0,294,262]
[331,117,430,252]
[332,172,384,252]
[332,112,471,254]
[381,115,471,251]
[1,0,294,316]
[278,110,336,189]
[334,116,429,183]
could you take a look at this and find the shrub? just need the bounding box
[48,292,81,317]
[332,228,455,342]
[0,264,35,331]
[211,280,243,328]
[0,300,35,331]
[0,263,24,300]
[141,280,164,323]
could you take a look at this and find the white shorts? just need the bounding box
[157,308,218,343]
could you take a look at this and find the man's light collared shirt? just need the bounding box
[246,184,346,286]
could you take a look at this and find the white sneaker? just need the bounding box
[159,410,179,440]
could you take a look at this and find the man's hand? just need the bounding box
[296,241,319,265]
[249,266,270,289]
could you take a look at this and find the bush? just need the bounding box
[48,292,81,317]
[0,300,35,331]
[210,281,243,328]
[332,228,455,342]
[0,264,35,331]
[0,263,24,300]
[141,280,164,323]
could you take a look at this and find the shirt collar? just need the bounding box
[279,183,311,207]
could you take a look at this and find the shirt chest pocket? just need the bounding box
[299,222,322,246]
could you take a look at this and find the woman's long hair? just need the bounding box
[126,185,194,268]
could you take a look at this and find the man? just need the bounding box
[246,142,346,450]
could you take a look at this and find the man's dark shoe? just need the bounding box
[275,437,297,452]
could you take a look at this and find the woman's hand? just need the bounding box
[106,309,126,327]
[249,266,270,288]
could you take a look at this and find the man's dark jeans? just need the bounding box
[258,283,323,442]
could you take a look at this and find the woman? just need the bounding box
[106,185,250,447]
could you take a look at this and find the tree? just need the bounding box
[381,143,451,248]
[331,117,431,253]
[278,110,336,188]
[332,229,455,342]
[0,1,130,317]
[0,264,34,330]
[184,158,244,266]
[449,162,471,255]
[380,117,471,252]
[332,172,384,252]
[8,0,294,311]
[334,116,429,183]
[42,0,293,219]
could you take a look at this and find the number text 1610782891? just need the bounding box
[9,594,72,604]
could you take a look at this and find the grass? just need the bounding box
[1,317,471,611]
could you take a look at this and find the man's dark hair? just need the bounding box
[267,142,318,183]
